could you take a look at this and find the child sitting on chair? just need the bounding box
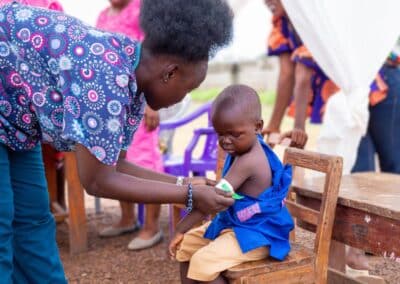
[169,84,294,283]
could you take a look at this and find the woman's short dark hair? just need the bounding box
[140,0,233,62]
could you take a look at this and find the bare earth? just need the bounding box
[59,102,400,283]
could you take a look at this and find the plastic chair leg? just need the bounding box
[94,197,101,214]
[138,203,145,226]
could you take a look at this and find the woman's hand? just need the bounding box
[184,176,216,186]
[192,185,233,215]
[280,128,308,149]
[144,106,160,131]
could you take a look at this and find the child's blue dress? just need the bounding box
[204,135,294,261]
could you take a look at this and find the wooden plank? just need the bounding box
[228,264,314,284]
[297,195,400,259]
[283,147,336,173]
[293,172,400,220]
[64,152,87,255]
[286,200,319,226]
[225,243,314,279]
[313,156,342,284]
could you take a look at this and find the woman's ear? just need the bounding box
[162,64,178,83]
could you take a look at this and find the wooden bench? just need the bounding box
[223,147,343,284]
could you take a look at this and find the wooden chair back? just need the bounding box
[283,147,343,283]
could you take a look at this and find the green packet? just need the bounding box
[216,179,244,200]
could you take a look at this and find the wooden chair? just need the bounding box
[223,147,343,284]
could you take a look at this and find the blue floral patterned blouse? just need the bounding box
[0,2,144,165]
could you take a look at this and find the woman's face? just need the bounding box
[142,60,208,110]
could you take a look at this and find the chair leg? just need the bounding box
[94,197,101,215]
[138,203,145,226]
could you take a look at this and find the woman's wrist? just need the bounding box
[176,176,185,186]
[186,183,193,213]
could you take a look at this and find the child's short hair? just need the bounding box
[212,84,262,121]
[140,0,233,62]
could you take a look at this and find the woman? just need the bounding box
[96,0,166,251]
[0,0,234,282]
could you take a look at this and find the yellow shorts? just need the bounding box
[176,221,269,281]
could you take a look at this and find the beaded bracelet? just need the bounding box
[186,183,193,213]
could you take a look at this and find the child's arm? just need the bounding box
[169,210,206,258]
[176,209,206,234]
[221,155,253,193]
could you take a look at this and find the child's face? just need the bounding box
[212,108,263,156]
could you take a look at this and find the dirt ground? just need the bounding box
[58,203,400,284]
[58,102,400,283]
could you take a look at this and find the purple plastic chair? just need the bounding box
[159,101,218,234]
[159,101,217,177]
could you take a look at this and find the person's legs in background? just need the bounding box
[369,65,400,173]
[127,122,164,250]
[9,144,66,283]
[137,204,162,240]
[98,201,139,238]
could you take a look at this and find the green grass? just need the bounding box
[191,88,276,106]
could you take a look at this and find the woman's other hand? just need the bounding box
[185,176,217,186]
[144,106,160,131]
[192,185,233,215]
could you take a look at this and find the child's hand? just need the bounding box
[169,233,184,260]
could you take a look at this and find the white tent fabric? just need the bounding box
[282,0,400,173]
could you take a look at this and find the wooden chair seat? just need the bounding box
[224,243,315,283]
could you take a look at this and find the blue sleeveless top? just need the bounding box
[204,135,294,261]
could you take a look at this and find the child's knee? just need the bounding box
[187,250,220,281]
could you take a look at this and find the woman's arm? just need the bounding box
[264,53,295,134]
[117,150,178,184]
[74,144,233,214]
[293,62,312,131]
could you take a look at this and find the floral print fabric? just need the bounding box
[0,2,144,165]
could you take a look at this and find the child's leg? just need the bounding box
[187,229,269,282]
[180,263,228,284]
[10,145,66,283]
[176,222,212,283]
[180,262,197,284]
